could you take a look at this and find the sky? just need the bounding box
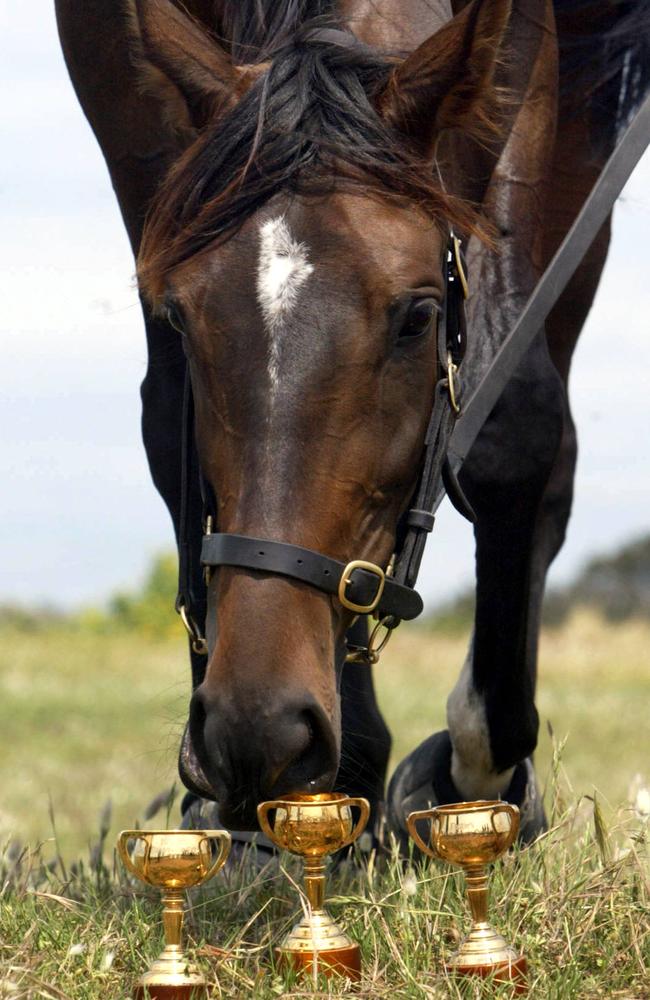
[1,4,649,612]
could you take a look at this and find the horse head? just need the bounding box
[132,0,516,828]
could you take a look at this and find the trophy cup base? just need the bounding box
[444,955,527,994]
[275,943,361,981]
[275,910,362,981]
[135,987,207,1000]
[133,948,208,1000]
[445,923,527,993]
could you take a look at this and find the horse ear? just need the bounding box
[377,0,512,158]
[131,0,259,131]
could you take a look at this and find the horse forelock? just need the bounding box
[136,15,488,303]
[219,0,339,63]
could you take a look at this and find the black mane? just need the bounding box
[172,28,406,241]
[219,0,338,62]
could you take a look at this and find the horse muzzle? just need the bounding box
[184,683,340,829]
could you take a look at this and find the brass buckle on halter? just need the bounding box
[178,603,209,656]
[338,560,386,615]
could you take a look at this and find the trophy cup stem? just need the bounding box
[303,857,327,911]
[449,862,527,992]
[464,865,490,925]
[161,890,185,949]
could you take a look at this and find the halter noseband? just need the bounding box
[177,232,469,657]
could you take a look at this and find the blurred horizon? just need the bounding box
[1,5,649,614]
[2,526,649,623]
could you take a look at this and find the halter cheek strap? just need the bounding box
[391,233,472,593]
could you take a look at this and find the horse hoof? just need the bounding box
[386,730,546,855]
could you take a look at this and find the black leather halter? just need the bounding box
[176,233,469,653]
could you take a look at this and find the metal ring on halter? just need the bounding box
[345,615,395,665]
[178,603,209,656]
[446,352,461,414]
[368,616,395,661]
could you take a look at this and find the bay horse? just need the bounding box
[55,0,648,844]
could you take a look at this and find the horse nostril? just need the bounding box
[185,686,339,819]
[272,706,338,796]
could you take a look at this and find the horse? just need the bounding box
[55,0,649,845]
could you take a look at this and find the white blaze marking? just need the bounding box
[256,216,314,388]
[446,651,514,800]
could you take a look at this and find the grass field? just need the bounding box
[0,611,648,856]
[1,612,649,997]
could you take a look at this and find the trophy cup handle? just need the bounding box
[257,801,280,846]
[117,830,148,880]
[340,797,370,849]
[201,830,232,881]
[490,802,520,842]
[406,810,438,859]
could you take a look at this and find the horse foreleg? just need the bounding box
[447,350,566,803]
[387,335,567,847]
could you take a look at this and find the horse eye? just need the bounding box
[399,298,437,340]
[166,302,185,334]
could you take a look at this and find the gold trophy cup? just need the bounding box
[407,801,527,992]
[257,792,370,981]
[118,829,231,1000]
